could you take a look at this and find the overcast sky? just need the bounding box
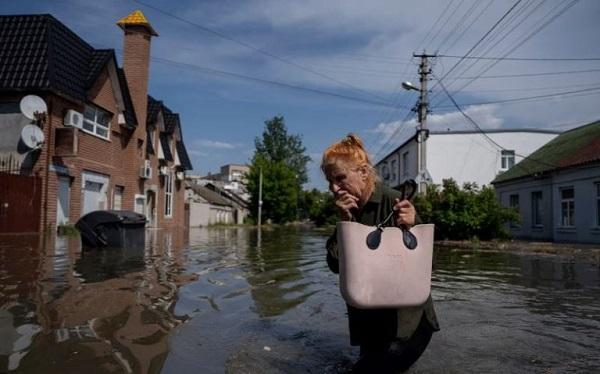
[6,0,600,189]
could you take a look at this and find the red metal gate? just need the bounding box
[0,172,42,233]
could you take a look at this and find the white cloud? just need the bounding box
[188,150,208,157]
[192,139,238,149]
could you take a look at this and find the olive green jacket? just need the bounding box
[326,182,440,345]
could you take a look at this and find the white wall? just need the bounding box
[427,132,557,187]
[379,131,557,188]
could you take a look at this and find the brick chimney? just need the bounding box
[117,10,158,132]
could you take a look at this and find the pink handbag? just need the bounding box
[337,221,434,309]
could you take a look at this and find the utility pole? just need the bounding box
[413,52,435,194]
[257,167,263,228]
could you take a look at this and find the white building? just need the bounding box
[376,129,560,188]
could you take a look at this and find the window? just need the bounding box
[402,152,409,178]
[83,105,110,140]
[113,186,124,210]
[596,183,600,226]
[560,187,575,227]
[501,150,515,170]
[509,194,519,228]
[381,164,390,180]
[391,159,397,182]
[164,172,173,217]
[531,191,543,227]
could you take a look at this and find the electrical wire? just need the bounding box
[432,0,582,108]
[434,74,560,171]
[435,86,600,108]
[447,68,600,79]
[438,54,600,61]
[132,0,391,103]
[147,55,405,109]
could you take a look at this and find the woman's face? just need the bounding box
[326,162,368,200]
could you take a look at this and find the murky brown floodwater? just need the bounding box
[1,227,599,373]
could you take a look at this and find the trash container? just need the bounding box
[76,210,146,248]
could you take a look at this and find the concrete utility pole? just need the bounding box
[257,167,263,228]
[413,52,435,194]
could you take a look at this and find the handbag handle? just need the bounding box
[367,180,418,250]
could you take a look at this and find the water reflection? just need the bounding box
[1,228,599,373]
[0,230,191,373]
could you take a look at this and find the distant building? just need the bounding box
[186,182,249,226]
[194,164,250,201]
[0,11,192,233]
[493,120,600,244]
[376,129,560,189]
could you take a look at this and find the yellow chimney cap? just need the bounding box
[117,10,158,36]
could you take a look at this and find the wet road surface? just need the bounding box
[1,227,599,373]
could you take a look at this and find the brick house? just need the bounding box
[0,11,192,233]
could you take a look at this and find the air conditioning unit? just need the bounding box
[176,171,185,180]
[140,160,152,179]
[159,166,169,176]
[64,109,83,129]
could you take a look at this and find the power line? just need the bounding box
[132,0,391,103]
[436,0,524,83]
[448,68,600,79]
[438,54,600,61]
[435,85,600,108]
[432,0,581,108]
[147,55,406,109]
[434,74,560,171]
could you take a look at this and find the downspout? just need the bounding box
[42,96,52,234]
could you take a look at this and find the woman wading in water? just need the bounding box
[321,134,439,373]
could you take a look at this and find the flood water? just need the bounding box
[1,227,599,373]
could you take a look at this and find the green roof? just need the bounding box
[493,120,600,184]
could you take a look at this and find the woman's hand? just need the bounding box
[393,198,416,227]
[335,191,359,221]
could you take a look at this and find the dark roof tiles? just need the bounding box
[493,120,600,183]
[176,141,193,170]
[159,133,173,162]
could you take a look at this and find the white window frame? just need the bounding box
[164,172,173,218]
[83,105,110,140]
[500,150,515,170]
[559,187,575,228]
[531,191,543,228]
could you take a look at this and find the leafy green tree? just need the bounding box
[247,116,310,223]
[414,179,520,240]
[298,189,338,226]
[255,116,311,187]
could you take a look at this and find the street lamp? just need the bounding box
[402,81,418,91]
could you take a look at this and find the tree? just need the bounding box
[298,189,338,226]
[413,179,520,240]
[247,116,311,223]
[254,116,311,187]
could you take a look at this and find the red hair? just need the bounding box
[321,133,378,185]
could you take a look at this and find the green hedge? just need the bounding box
[413,179,519,241]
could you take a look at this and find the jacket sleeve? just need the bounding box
[325,229,339,274]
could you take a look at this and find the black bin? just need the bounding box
[76,210,146,248]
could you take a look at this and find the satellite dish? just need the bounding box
[20,95,47,120]
[20,125,45,150]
